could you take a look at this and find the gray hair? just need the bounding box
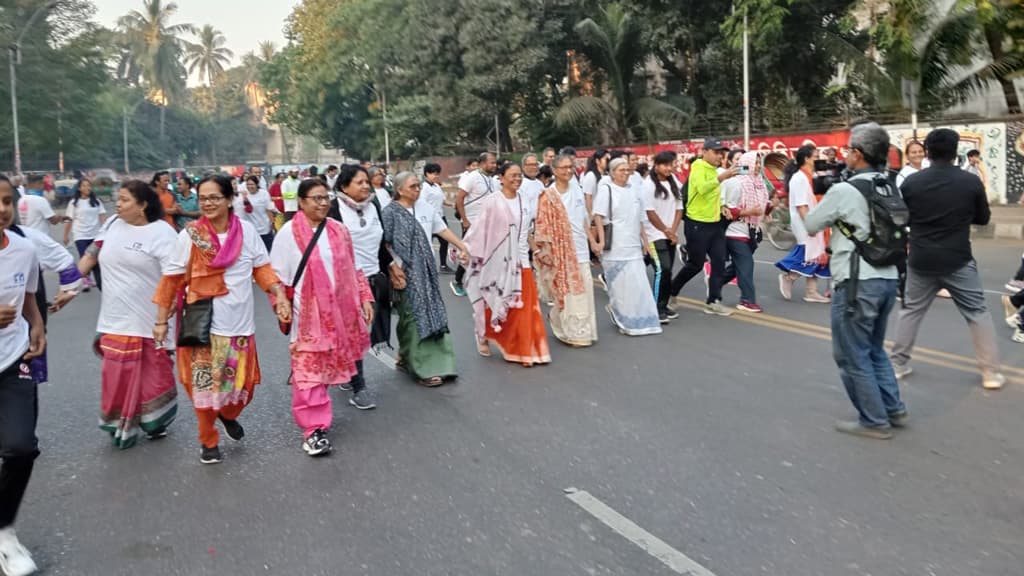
[609,157,628,171]
[394,171,417,191]
[552,154,575,168]
[522,153,538,164]
[849,122,890,167]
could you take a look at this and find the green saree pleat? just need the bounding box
[396,291,457,381]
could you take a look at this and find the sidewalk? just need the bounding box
[974,205,1024,240]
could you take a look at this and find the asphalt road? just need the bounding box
[18,237,1024,576]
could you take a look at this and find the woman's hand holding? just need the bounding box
[362,301,375,325]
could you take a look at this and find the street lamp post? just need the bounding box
[9,0,60,175]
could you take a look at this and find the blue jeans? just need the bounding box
[724,238,756,304]
[830,278,904,427]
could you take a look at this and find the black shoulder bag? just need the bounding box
[601,183,613,252]
[177,250,214,347]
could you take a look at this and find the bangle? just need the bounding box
[155,322,168,326]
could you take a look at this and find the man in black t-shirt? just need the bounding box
[890,128,1005,390]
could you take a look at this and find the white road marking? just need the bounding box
[564,488,717,576]
[368,346,397,370]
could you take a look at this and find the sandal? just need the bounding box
[419,376,444,387]
[477,340,491,357]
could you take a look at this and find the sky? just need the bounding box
[94,0,298,82]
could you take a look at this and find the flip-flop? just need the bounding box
[477,340,491,357]
[419,376,444,387]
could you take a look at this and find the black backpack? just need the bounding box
[835,174,909,268]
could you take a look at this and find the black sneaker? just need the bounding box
[147,429,168,440]
[658,312,671,324]
[302,429,332,457]
[349,389,377,410]
[200,445,222,465]
[664,309,679,320]
[439,264,454,274]
[219,416,245,441]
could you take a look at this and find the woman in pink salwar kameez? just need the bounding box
[270,179,374,457]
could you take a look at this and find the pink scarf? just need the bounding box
[198,214,243,269]
[181,214,244,303]
[290,212,371,372]
[736,152,770,227]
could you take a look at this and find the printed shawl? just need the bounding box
[463,193,522,339]
[381,202,449,341]
[737,152,770,228]
[291,212,372,371]
[181,215,243,304]
[533,186,585,309]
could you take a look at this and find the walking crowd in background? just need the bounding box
[0,119,1018,575]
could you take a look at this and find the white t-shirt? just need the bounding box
[504,195,535,267]
[593,181,646,262]
[580,171,600,197]
[642,176,684,242]
[410,198,446,242]
[0,232,39,371]
[721,177,751,240]
[629,172,644,190]
[65,199,107,241]
[234,189,275,235]
[555,184,591,264]
[270,220,335,343]
[17,195,55,233]
[519,178,544,221]
[15,226,80,293]
[896,165,919,189]
[421,181,446,219]
[460,171,498,223]
[166,220,270,337]
[332,200,383,276]
[95,218,179,342]
[788,171,814,245]
[374,188,393,209]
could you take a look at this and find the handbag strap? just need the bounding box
[293,218,327,289]
[603,183,613,219]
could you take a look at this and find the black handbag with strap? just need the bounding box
[601,183,613,252]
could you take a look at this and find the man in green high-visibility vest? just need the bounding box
[670,137,739,317]
[281,168,300,221]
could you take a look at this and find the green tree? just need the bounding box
[185,24,234,86]
[556,3,689,143]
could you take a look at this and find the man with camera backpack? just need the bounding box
[890,129,1005,390]
[804,122,906,440]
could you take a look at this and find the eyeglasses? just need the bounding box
[305,195,331,204]
[198,195,226,204]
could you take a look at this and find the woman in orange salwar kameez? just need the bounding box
[153,175,290,465]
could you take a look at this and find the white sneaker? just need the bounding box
[0,528,37,576]
[1013,328,1024,343]
[703,301,734,317]
[893,363,913,380]
[982,373,1006,390]
[778,273,794,301]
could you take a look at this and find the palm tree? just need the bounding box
[555,3,688,143]
[117,0,194,139]
[258,40,276,63]
[185,24,234,86]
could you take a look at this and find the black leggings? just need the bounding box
[0,360,39,528]
[646,239,676,313]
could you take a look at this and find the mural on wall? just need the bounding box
[1007,120,1024,205]
[887,123,1007,204]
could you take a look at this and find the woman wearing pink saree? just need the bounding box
[271,179,374,457]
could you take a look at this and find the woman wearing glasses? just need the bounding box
[327,165,392,410]
[271,179,374,456]
[153,175,291,465]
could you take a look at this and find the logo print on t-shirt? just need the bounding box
[12,272,25,285]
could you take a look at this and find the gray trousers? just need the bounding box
[891,260,1001,375]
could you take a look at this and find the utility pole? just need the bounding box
[9,1,61,174]
[742,10,751,150]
